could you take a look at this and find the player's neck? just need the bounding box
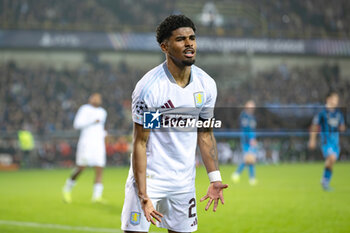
[166,60,191,88]
[89,103,99,108]
[325,104,336,112]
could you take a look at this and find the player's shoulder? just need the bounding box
[240,111,248,119]
[335,108,343,115]
[79,104,90,111]
[316,107,326,116]
[99,106,107,114]
[133,63,166,98]
[192,65,216,86]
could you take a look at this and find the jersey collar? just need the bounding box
[162,62,193,86]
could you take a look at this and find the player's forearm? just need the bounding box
[132,140,148,199]
[309,125,318,142]
[339,124,346,132]
[73,118,97,129]
[198,129,219,173]
[309,132,317,141]
[132,123,150,199]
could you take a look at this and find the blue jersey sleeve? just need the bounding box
[312,112,322,126]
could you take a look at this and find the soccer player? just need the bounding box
[121,15,228,233]
[308,91,346,191]
[231,100,258,185]
[62,93,108,203]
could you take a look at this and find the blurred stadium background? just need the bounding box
[0,1,350,233]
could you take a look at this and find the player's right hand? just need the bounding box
[140,196,163,225]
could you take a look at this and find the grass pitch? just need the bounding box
[0,163,349,233]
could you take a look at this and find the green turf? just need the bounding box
[0,163,349,233]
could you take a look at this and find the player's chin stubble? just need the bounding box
[169,54,195,67]
[182,59,195,66]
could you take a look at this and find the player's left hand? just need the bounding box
[200,181,228,212]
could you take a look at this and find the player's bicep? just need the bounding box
[132,123,149,176]
[310,114,321,131]
[199,79,217,119]
[197,124,213,136]
[133,123,150,147]
[311,113,321,126]
[197,119,215,145]
[197,122,219,171]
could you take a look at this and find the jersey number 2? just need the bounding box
[188,198,196,218]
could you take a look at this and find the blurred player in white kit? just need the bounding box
[62,93,108,203]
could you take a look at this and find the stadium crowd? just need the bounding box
[0,61,139,134]
[0,0,174,32]
[246,0,349,38]
[1,60,348,134]
[0,59,349,167]
[1,0,349,38]
[224,63,344,106]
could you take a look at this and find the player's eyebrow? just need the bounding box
[175,35,186,40]
[175,34,196,40]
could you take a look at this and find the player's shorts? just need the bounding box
[76,141,106,167]
[321,144,340,159]
[242,144,257,156]
[121,178,198,232]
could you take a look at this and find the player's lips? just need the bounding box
[183,48,195,58]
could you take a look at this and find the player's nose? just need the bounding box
[184,38,193,47]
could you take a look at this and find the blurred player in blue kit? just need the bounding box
[231,100,258,185]
[308,91,346,191]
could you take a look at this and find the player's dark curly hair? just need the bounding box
[156,15,196,44]
[326,90,338,99]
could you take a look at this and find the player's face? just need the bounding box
[245,101,256,114]
[326,94,339,109]
[89,93,102,107]
[162,27,196,67]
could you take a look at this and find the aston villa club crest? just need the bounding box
[193,92,204,108]
[130,211,141,225]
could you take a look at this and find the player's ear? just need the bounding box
[160,40,168,53]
